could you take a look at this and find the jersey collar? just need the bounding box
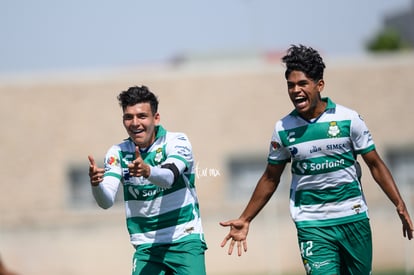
[289,97,336,117]
[155,125,167,140]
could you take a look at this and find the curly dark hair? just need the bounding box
[282,44,326,81]
[117,86,159,114]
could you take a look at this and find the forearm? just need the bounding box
[370,161,406,208]
[240,177,278,222]
[147,160,186,188]
[363,150,406,208]
[91,177,119,209]
[147,166,175,188]
[240,163,284,222]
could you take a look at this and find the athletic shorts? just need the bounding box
[297,219,372,275]
[132,239,207,275]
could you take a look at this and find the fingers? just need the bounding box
[399,210,414,240]
[227,239,245,256]
[135,146,140,160]
[88,155,97,174]
[88,155,104,186]
[128,147,150,177]
[236,240,247,256]
[220,234,231,248]
[242,240,248,253]
[228,239,235,255]
[219,225,236,255]
[88,155,96,167]
[237,240,242,256]
[404,223,414,240]
[219,221,232,227]
[220,220,248,256]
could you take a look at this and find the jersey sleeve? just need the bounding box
[164,133,193,172]
[267,122,291,164]
[104,145,124,180]
[91,145,122,209]
[350,112,375,155]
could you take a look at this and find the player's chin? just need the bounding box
[133,138,149,148]
[129,132,143,140]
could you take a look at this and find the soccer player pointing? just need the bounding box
[88,86,207,275]
[221,45,413,274]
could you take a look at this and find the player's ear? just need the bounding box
[154,112,160,124]
[317,79,325,92]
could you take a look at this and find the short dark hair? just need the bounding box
[282,44,326,82]
[117,86,159,114]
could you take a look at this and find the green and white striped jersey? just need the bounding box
[268,98,375,228]
[102,125,205,248]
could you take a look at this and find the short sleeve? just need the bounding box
[165,133,193,170]
[104,145,123,180]
[267,123,291,164]
[350,113,375,155]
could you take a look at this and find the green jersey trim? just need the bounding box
[105,172,122,180]
[355,144,376,155]
[135,234,207,251]
[295,212,369,228]
[290,97,335,117]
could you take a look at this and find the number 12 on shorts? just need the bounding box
[300,241,313,257]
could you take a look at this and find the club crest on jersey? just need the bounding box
[327,121,341,138]
[154,147,163,164]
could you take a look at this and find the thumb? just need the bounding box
[135,146,141,159]
[219,220,232,227]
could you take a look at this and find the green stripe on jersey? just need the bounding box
[127,203,195,234]
[294,180,362,206]
[278,120,351,146]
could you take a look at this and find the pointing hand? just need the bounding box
[128,146,150,178]
[88,155,105,186]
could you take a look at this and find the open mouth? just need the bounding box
[294,96,308,106]
[131,129,144,135]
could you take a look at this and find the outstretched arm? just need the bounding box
[88,155,119,209]
[220,163,286,256]
[362,150,413,240]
